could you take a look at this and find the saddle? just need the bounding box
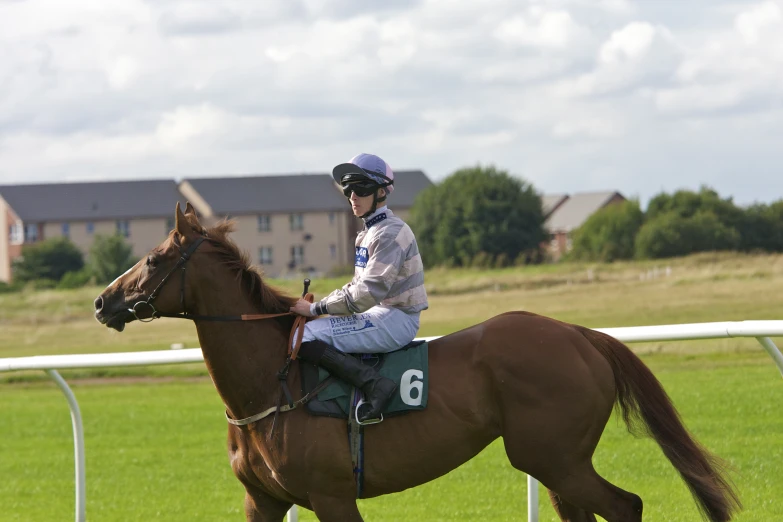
[299,340,429,420]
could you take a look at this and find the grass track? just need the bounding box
[1,352,781,521]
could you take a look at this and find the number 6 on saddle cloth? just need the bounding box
[299,340,429,421]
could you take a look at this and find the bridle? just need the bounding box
[128,235,298,324]
[124,233,323,431]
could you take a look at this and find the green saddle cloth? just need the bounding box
[316,341,428,416]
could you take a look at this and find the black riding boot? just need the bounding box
[298,340,397,423]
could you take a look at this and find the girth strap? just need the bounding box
[348,387,365,498]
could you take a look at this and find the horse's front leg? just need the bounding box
[244,486,293,522]
[309,494,364,522]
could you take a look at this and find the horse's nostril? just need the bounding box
[94,296,104,312]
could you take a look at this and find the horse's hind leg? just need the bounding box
[548,489,598,522]
[545,465,643,522]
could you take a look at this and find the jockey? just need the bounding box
[289,153,429,422]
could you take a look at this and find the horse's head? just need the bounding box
[94,201,208,331]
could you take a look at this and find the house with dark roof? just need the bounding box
[0,180,185,282]
[180,170,431,277]
[0,171,432,282]
[544,191,626,260]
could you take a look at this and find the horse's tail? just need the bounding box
[578,326,741,522]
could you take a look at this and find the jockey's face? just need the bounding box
[350,189,383,217]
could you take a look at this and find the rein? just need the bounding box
[130,234,315,429]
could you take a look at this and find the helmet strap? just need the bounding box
[361,188,386,219]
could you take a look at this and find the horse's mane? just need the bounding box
[184,219,298,314]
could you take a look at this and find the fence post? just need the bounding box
[527,475,539,522]
[46,370,86,522]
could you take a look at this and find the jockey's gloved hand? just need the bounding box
[290,298,315,317]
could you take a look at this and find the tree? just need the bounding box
[569,200,643,262]
[646,186,744,231]
[635,211,740,259]
[737,201,783,252]
[12,238,84,283]
[408,165,546,267]
[764,200,783,252]
[89,234,135,284]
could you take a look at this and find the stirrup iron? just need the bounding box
[355,399,383,426]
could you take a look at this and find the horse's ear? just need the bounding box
[175,202,194,237]
[183,202,203,230]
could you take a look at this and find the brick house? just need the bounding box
[0,180,185,282]
[0,171,433,282]
[544,191,626,260]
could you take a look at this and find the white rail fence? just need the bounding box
[2,320,782,522]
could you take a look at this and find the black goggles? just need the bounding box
[342,182,379,198]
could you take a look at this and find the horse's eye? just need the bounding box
[146,256,157,268]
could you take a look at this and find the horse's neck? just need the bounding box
[192,291,292,420]
[196,320,291,420]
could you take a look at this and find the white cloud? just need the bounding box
[598,0,634,15]
[556,22,680,98]
[1,0,783,206]
[158,3,243,36]
[495,8,587,48]
[552,116,623,139]
[735,1,782,45]
[106,56,139,90]
[377,18,418,69]
[657,1,783,115]
[155,104,232,148]
[599,22,656,64]
[655,84,744,113]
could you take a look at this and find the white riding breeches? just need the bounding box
[295,306,420,354]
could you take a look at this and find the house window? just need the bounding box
[116,220,130,238]
[329,212,335,225]
[258,215,271,232]
[62,223,70,239]
[86,222,94,234]
[289,213,303,231]
[9,222,23,244]
[330,244,337,259]
[290,245,304,266]
[166,218,175,234]
[24,223,38,243]
[259,246,273,265]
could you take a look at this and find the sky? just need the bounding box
[1,0,782,207]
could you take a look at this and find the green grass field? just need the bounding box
[2,252,783,520]
[1,355,781,521]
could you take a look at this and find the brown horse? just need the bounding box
[94,203,740,522]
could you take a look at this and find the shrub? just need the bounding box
[12,238,84,283]
[570,200,644,262]
[58,268,95,289]
[89,234,135,285]
[635,211,740,259]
